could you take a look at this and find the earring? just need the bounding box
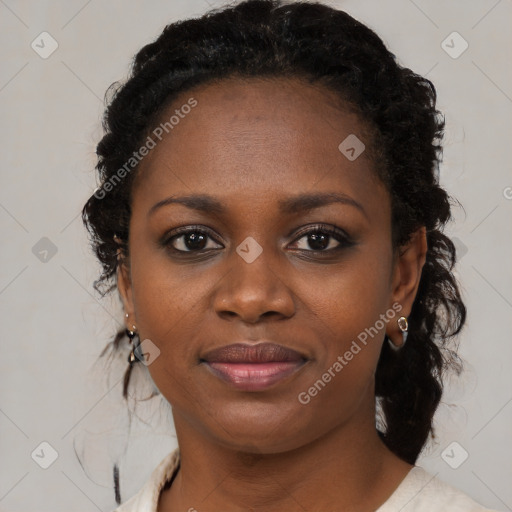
[388,316,408,351]
[126,323,142,365]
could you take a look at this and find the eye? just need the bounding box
[289,224,353,253]
[161,224,353,255]
[163,226,223,253]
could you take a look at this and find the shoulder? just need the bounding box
[111,448,180,512]
[377,466,498,512]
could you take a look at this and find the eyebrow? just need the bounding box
[148,192,368,220]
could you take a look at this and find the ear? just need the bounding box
[117,262,135,326]
[386,226,427,345]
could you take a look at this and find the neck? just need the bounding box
[158,401,412,511]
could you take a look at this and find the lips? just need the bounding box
[202,342,304,364]
[201,342,307,391]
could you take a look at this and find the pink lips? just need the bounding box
[201,342,307,391]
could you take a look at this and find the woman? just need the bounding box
[82,1,498,510]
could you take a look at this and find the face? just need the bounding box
[118,77,425,454]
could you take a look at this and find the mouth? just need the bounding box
[200,342,308,391]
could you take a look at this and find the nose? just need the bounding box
[213,244,296,324]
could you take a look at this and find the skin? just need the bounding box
[117,77,427,512]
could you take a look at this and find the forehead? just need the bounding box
[132,77,387,217]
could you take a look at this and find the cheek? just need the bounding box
[300,243,393,392]
[129,230,201,324]
[127,244,202,366]
[306,244,393,343]
[297,282,388,426]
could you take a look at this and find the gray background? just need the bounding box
[1,0,511,510]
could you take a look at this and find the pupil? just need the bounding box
[185,232,206,250]
[309,233,328,250]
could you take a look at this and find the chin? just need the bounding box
[203,403,321,454]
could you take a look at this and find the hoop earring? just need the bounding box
[388,316,408,351]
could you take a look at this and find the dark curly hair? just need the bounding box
[81,0,466,504]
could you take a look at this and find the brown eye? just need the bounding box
[290,225,353,253]
[163,226,223,253]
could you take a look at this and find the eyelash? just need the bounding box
[161,224,354,255]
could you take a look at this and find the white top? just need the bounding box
[112,448,498,512]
